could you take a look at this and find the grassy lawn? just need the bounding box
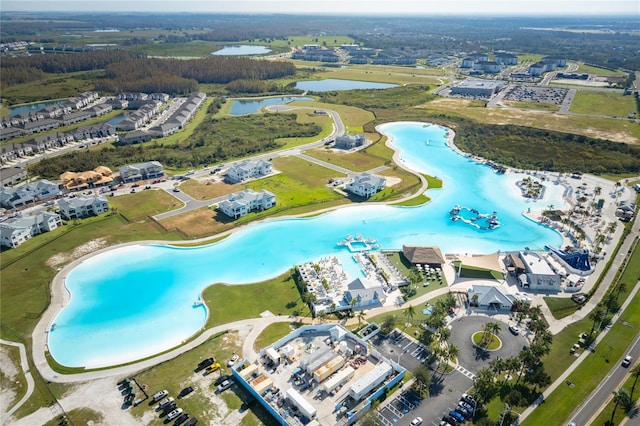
[543,296,581,319]
[109,189,184,221]
[421,97,640,144]
[472,332,501,350]
[0,344,28,414]
[304,147,386,172]
[202,271,311,328]
[253,322,297,352]
[454,262,502,280]
[179,179,243,200]
[569,91,638,117]
[272,156,347,186]
[502,100,561,112]
[591,364,640,425]
[128,331,246,425]
[575,64,628,77]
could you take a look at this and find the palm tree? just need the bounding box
[357,310,366,327]
[588,305,606,336]
[489,356,506,378]
[473,367,497,404]
[610,389,632,425]
[615,282,628,301]
[630,364,640,400]
[404,304,416,325]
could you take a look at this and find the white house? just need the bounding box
[57,195,110,220]
[346,173,386,198]
[343,277,386,310]
[218,189,276,219]
[468,284,516,310]
[0,212,62,248]
[334,134,366,150]
[225,159,272,184]
[119,161,164,183]
[0,179,60,209]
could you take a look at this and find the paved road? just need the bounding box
[0,339,35,424]
[568,331,640,426]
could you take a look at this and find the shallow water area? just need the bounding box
[48,122,565,368]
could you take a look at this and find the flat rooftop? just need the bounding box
[454,79,503,89]
[521,251,556,275]
[234,325,404,426]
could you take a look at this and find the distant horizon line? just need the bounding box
[1,11,636,18]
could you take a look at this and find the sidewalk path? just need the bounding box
[0,339,35,425]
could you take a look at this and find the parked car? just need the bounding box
[196,358,214,370]
[449,410,465,423]
[217,379,233,393]
[509,325,520,335]
[173,187,181,192]
[227,354,239,367]
[410,417,423,426]
[178,386,194,399]
[162,402,178,414]
[622,355,632,367]
[151,390,168,402]
[167,408,183,421]
[459,400,474,412]
[184,417,198,426]
[173,413,190,426]
[443,415,459,425]
[156,397,175,411]
[461,393,476,405]
[214,375,231,386]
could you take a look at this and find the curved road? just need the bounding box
[0,339,35,424]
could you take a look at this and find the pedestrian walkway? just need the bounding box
[456,365,476,380]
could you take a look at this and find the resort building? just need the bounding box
[225,159,272,184]
[401,245,445,268]
[472,61,504,73]
[345,173,386,199]
[467,284,516,310]
[0,211,62,248]
[218,189,276,219]
[231,324,406,426]
[343,277,386,310]
[118,161,164,183]
[494,52,518,65]
[0,179,60,209]
[334,134,366,150]
[57,195,110,220]
[518,251,562,290]
[450,80,504,97]
[60,166,114,191]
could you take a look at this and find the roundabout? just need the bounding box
[450,315,528,375]
[471,331,502,351]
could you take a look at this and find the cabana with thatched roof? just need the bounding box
[402,245,445,267]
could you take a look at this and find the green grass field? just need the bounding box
[570,91,638,117]
[575,64,628,77]
[502,100,561,112]
[543,296,581,319]
[253,322,296,352]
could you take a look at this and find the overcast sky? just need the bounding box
[2,0,637,16]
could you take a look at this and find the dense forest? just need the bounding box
[28,113,321,178]
[0,50,143,88]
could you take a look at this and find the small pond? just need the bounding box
[8,101,67,118]
[212,45,272,56]
[295,79,397,92]
[229,96,313,115]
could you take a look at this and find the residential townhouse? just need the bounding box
[218,189,276,219]
[225,159,272,183]
[119,161,164,183]
[57,195,110,220]
[0,211,62,248]
[60,166,114,191]
[0,179,60,208]
[334,134,366,150]
[346,173,386,198]
[0,167,28,187]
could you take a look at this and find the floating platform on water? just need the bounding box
[337,234,380,252]
[450,206,500,230]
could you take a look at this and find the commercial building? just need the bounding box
[232,324,405,426]
[518,251,562,290]
[450,80,504,97]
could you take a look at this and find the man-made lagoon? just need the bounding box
[48,122,566,368]
[212,45,272,56]
[229,97,313,115]
[295,79,397,92]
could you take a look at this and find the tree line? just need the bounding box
[97,56,296,94]
[1,50,143,88]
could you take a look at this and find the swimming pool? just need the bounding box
[48,122,566,368]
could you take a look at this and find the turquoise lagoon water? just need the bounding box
[295,79,397,92]
[49,122,565,368]
[229,96,313,115]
